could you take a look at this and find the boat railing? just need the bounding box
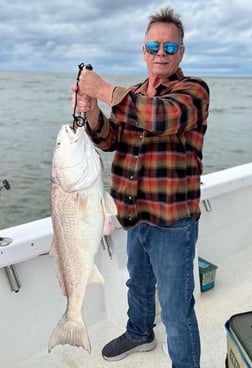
[1,162,252,269]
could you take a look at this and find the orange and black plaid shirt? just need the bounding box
[88,68,210,228]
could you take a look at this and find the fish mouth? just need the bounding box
[64,124,81,142]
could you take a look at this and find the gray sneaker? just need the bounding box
[102,332,157,361]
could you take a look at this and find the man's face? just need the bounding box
[143,22,184,80]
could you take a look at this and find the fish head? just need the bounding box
[52,124,102,192]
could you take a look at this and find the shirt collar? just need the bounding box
[135,68,184,94]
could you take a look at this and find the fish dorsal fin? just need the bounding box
[89,265,104,284]
[49,237,67,296]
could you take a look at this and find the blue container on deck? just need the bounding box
[198,257,217,292]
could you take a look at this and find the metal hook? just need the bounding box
[72,63,93,132]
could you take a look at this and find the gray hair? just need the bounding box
[145,7,184,44]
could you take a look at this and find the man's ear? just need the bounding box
[179,45,185,62]
[142,45,147,62]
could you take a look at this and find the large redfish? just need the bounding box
[48,124,116,353]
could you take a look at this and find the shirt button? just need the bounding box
[129,196,132,200]
[129,175,134,180]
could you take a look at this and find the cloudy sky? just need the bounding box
[0,0,251,76]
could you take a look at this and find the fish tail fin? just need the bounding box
[48,315,91,353]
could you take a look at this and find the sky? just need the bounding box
[0,0,252,76]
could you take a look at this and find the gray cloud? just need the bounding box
[0,0,251,75]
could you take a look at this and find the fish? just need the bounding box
[48,124,117,353]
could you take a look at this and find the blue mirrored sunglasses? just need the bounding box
[145,41,181,55]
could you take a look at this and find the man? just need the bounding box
[73,7,209,368]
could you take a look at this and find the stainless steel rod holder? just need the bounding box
[203,199,212,212]
[4,265,21,293]
[101,236,112,259]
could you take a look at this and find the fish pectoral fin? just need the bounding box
[89,265,104,284]
[103,215,114,236]
[101,192,118,235]
[78,194,88,220]
[103,192,117,216]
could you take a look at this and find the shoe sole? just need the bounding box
[102,339,157,362]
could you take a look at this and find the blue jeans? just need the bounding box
[126,216,200,368]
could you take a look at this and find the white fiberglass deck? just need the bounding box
[14,245,252,368]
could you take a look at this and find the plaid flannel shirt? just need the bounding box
[88,68,210,228]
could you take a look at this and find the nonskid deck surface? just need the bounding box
[17,246,252,368]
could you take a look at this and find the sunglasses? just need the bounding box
[145,41,181,55]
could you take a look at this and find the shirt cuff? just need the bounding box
[86,110,103,134]
[86,110,110,141]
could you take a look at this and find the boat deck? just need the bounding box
[20,246,252,368]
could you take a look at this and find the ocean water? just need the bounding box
[0,72,251,229]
